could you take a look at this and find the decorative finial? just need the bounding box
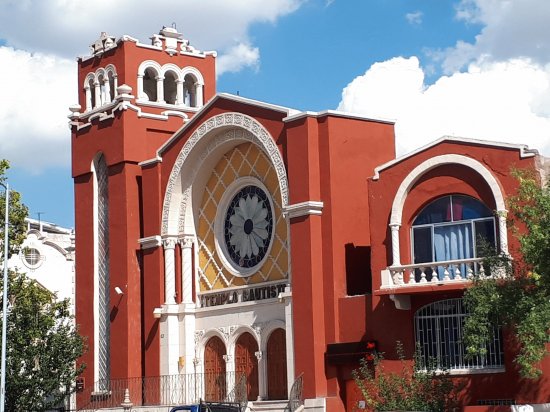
[121,388,133,410]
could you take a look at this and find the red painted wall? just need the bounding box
[73,35,216,405]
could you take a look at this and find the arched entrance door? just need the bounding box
[267,328,288,400]
[235,332,259,401]
[204,336,226,401]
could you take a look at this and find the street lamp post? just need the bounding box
[0,183,9,412]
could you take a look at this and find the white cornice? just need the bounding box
[138,235,162,249]
[138,156,162,167]
[372,136,539,181]
[283,109,395,125]
[283,201,324,219]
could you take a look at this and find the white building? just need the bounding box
[8,218,75,313]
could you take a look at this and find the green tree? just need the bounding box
[0,159,28,256]
[2,273,85,411]
[0,160,85,410]
[463,169,550,378]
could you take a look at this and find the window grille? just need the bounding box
[414,298,503,371]
[96,154,111,387]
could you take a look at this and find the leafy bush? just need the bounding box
[352,342,460,411]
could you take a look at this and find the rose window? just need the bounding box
[223,185,273,269]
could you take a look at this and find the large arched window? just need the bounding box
[412,195,496,280]
[415,298,503,371]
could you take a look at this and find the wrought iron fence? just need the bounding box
[77,372,245,411]
[285,373,303,412]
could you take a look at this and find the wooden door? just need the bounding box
[204,336,226,401]
[235,332,259,401]
[267,328,288,400]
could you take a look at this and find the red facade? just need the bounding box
[71,28,550,411]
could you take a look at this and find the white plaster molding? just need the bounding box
[284,201,323,219]
[283,109,394,125]
[390,154,506,226]
[155,94,294,160]
[138,235,162,249]
[138,156,162,167]
[389,154,509,264]
[373,136,538,181]
[161,112,289,236]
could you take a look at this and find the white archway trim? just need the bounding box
[227,325,261,356]
[391,154,506,226]
[389,154,508,266]
[162,63,184,81]
[161,112,289,236]
[259,321,286,352]
[137,60,163,76]
[181,66,205,85]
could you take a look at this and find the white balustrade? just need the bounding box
[386,257,486,288]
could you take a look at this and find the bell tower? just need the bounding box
[70,26,216,392]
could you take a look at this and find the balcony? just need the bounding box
[380,257,488,290]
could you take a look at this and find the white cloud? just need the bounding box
[442,0,550,72]
[0,0,303,173]
[217,43,260,75]
[406,11,423,25]
[0,0,302,58]
[338,56,550,157]
[0,46,75,173]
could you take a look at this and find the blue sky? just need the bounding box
[1,0,549,229]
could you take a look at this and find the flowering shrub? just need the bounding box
[352,342,461,411]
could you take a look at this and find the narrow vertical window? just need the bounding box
[94,154,110,388]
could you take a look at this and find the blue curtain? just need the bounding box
[434,223,472,279]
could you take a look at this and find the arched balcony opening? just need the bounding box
[107,71,116,101]
[98,73,108,105]
[88,77,96,110]
[143,67,158,102]
[163,70,178,105]
[183,74,197,107]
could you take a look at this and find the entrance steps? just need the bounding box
[247,400,289,412]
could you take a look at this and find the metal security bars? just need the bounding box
[96,154,110,387]
[414,298,504,371]
[286,373,304,412]
[78,372,245,411]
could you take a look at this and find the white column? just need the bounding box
[179,235,194,304]
[137,74,144,99]
[93,80,101,109]
[179,235,196,376]
[176,80,184,105]
[103,78,111,103]
[163,237,177,304]
[390,223,401,266]
[195,82,204,107]
[84,85,92,111]
[256,350,266,401]
[112,75,118,98]
[156,75,165,103]
[282,287,294,397]
[497,209,509,255]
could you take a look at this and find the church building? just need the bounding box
[70,26,550,411]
